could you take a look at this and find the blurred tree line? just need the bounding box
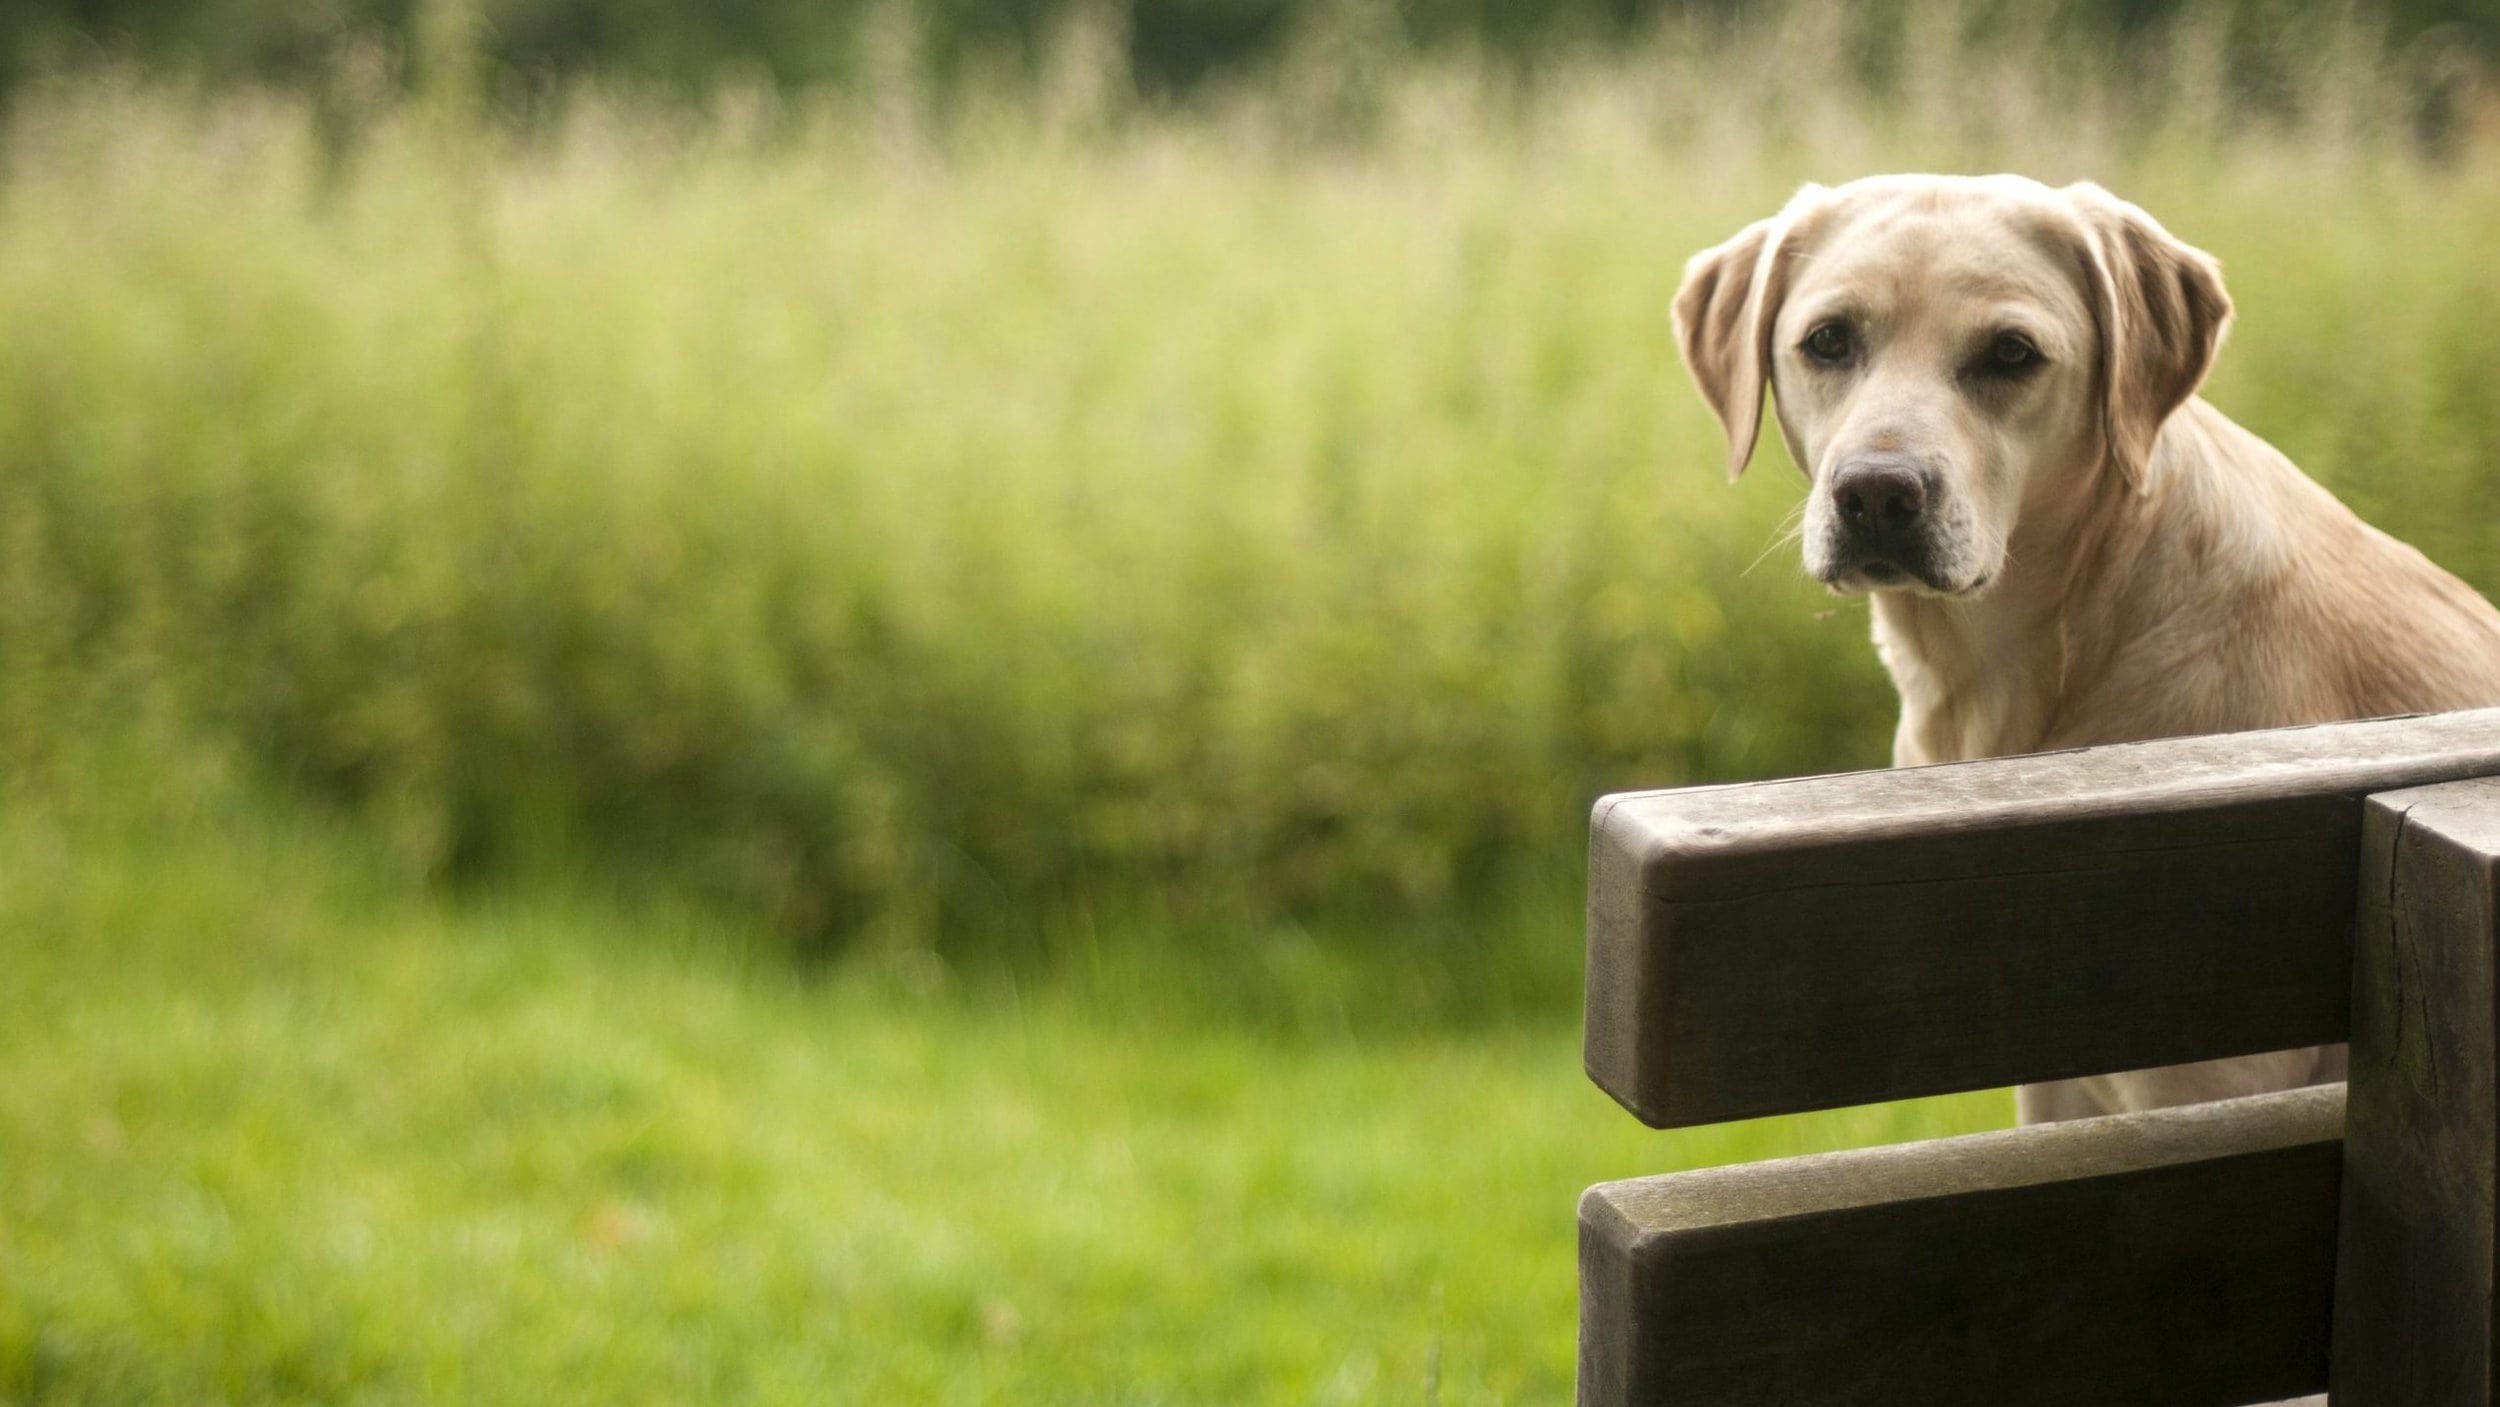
[4,0,2495,98]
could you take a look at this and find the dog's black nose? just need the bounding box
[1832,456,1930,534]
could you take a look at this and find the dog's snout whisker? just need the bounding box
[1740,501,1812,578]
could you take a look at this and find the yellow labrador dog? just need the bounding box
[1675,173,2500,1126]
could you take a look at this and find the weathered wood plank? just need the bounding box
[1588,709,2500,1126]
[1578,1084,2344,1407]
[2331,781,2500,1405]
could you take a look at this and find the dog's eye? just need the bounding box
[1988,333,2041,370]
[1803,322,1854,365]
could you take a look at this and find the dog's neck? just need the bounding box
[1869,569,2075,766]
[1867,399,2257,765]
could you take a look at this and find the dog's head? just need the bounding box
[1674,174,2233,597]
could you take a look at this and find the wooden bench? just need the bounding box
[1577,709,2500,1405]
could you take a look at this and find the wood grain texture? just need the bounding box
[1578,1085,2344,1407]
[2331,781,2500,1405]
[1587,709,2500,1126]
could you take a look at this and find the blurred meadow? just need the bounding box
[4,0,2499,1400]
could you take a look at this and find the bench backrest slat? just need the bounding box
[1580,1085,2344,1406]
[1588,709,2500,1126]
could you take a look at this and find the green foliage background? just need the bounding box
[7,0,2499,96]
[3,7,2498,977]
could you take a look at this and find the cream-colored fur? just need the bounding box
[1675,173,2500,1126]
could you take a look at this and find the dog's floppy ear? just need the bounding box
[2064,182,2234,494]
[1673,186,1823,482]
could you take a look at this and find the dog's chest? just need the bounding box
[1869,602,2067,765]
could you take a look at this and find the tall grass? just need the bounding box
[1,7,2495,968]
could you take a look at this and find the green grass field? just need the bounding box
[2,6,2498,1400]
[0,751,2002,1403]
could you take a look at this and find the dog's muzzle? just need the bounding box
[1823,452,1952,590]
